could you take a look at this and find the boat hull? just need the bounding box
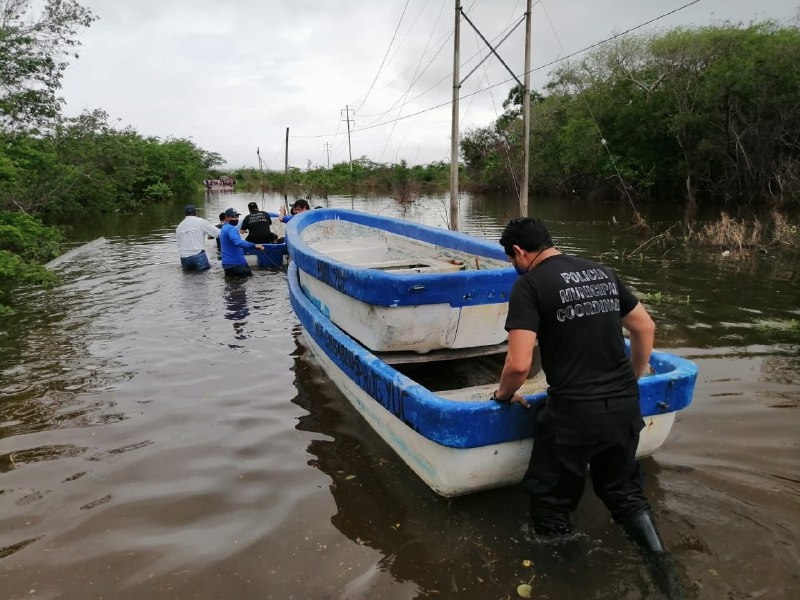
[244,243,287,268]
[288,262,697,497]
[286,208,516,353]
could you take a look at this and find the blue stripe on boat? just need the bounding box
[288,262,698,450]
[286,208,517,308]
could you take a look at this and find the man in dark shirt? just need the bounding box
[492,217,683,597]
[215,212,225,252]
[240,201,277,244]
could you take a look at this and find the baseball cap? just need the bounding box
[247,201,259,211]
[184,204,197,214]
[224,208,240,218]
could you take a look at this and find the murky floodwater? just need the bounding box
[1,191,798,600]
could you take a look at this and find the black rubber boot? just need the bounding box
[531,502,574,537]
[622,511,665,553]
[621,511,689,599]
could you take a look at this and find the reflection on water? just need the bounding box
[224,280,250,343]
[0,191,797,599]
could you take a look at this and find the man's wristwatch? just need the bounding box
[491,390,514,403]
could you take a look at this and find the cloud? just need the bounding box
[60,0,798,169]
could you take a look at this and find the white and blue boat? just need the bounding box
[288,260,698,497]
[286,208,517,354]
[243,211,288,268]
[244,243,287,268]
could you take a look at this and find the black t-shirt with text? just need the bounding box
[241,211,275,243]
[505,254,639,402]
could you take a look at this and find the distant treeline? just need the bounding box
[1,110,222,221]
[461,21,800,207]
[228,158,451,201]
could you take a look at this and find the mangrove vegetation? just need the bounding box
[461,21,800,208]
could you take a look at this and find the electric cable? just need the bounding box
[291,1,703,143]
[353,0,411,113]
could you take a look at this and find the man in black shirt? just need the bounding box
[493,218,683,597]
[240,201,277,244]
[215,212,225,252]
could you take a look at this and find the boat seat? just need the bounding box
[310,239,389,263]
[311,239,387,252]
[361,256,466,274]
[310,237,467,273]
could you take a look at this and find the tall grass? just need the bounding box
[689,210,798,253]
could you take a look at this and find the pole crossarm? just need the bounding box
[460,14,525,86]
[459,9,522,88]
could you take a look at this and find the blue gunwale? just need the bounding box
[286,208,518,308]
[243,243,287,268]
[288,262,698,450]
[239,211,286,267]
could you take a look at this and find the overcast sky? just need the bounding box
[59,0,798,170]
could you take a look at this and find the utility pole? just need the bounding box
[449,0,461,231]
[257,147,264,209]
[520,0,532,218]
[341,105,354,171]
[455,0,529,221]
[323,142,331,169]
[284,127,290,210]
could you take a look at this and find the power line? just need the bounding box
[358,2,524,123]
[291,0,704,141]
[530,0,703,79]
[358,0,449,128]
[378,0,448,160]
[353,0,411,112]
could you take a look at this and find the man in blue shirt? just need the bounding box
[219,208,264,277]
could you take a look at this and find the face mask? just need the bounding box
[230,219,239,226]
[514,248,546,275]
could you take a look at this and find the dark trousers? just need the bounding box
[522,397,651,534]
[223,264,253,277]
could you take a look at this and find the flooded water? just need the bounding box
[1,191,798,600]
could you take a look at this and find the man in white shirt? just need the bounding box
[176,205,220,270]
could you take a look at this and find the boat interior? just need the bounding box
[303,221,508,272]
[388,345,545,402]
[309,239,467,274]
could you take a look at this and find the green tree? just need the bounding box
[461,21,800,206]
[0,0,96,132]
[460,125,514,191]
[0,210,61,314]
[652,23,800,205]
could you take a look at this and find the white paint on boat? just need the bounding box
[297,218,511,353]
[301,327,677,497]
[298,271,509,353]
